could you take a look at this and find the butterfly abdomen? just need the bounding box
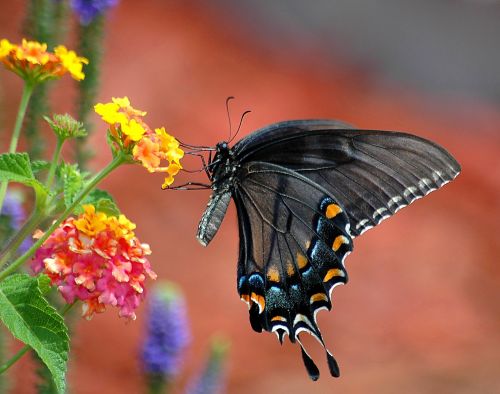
[196,191,231,246]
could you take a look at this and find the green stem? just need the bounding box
[0,327,8,392]
[8,83,34,153]
[45,137,64,189]
[0,346,29,375]
[0,83,35,212]
[0,209,44,269]
[59,301,76,317]
[0,301,76,374]
[0,152,126,282]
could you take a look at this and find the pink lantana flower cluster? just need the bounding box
[31,205,157,320]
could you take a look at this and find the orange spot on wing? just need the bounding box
[267,267,280,282]
[240,294,251,306]
[251,292,265,314]
[271,315,287,322]
[310,293,328,304]
[326,203,342,219]
[323,268,345,282]
[332,235,349,251]
[286,261,295,277]
[296,252,308,269]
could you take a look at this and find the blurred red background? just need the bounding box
[1,1,500,393]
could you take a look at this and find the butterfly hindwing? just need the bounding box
[234,161,352,378]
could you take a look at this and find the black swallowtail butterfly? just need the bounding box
[188,119,460,380]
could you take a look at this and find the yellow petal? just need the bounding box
[122,119,146,141]
[112,96,130,108]
[55,45,88,80]
[0,39,15,58]
[94,102,122,125]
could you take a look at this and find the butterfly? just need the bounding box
[184,119,460,380]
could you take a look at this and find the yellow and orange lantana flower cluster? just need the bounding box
[0,38,88,82]
[94,97,184,188]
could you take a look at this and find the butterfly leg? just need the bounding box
[182,152,212,178]
[166,182,211,190]
[207,150,213,179]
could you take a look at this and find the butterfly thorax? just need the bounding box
[210,141,239,192]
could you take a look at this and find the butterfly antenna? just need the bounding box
[225,96,235,141]
[177,138,215,151]
[229,110,251,143]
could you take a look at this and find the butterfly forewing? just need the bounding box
[235,121,460,236]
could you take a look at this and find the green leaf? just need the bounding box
[31,160,51,173]
[0,153,34,183]
[77,189,121,217]
[37,274,52,296]
[0,274,69,394]
[34,354,59,394]
[0,153,48,202]
[58,163,84,208]
[94,198,120,217]
[84,188,114,202]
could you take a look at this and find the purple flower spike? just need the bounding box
[141,283,190,378]
[1,192,25,228]
[70,0,119,25]
[0,191,30,254]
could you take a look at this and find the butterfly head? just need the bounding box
[215,141,230,155]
